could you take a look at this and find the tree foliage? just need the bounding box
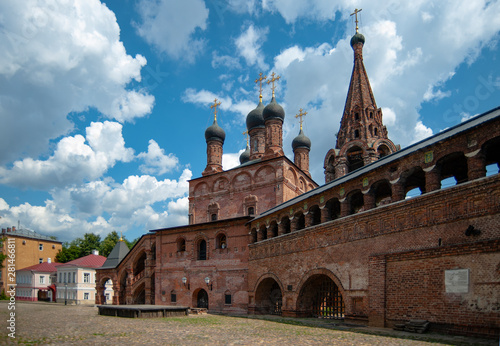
[55,232,136,263]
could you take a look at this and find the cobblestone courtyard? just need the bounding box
[0,302,497,345]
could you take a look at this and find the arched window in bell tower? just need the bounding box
[347,146,364,172]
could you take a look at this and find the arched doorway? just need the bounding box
[133,283,146,305]
[255,277,282,315]
[197,289,208,309]
[297,274,344,319]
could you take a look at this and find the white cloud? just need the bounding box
[0,169,192,241]
[138,139,180,175]
[0,121,133,189]
[222,149,245,170]
[212,51,242,70]
[412,121,434,143]
[269,0,500,183]
[135,0,209,62]
[0,0,154,164]
[235,24,269,70]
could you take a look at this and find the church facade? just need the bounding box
[96,27,500,338]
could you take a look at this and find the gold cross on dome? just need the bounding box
[255,72,267,100]
[295,108,308,130]
[210,98,222,121]
[243,130,249,145]
[350,8,362,33]
[267,72,281,97]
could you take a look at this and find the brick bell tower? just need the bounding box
[324,9,398,183]
[263,72,285,158]
[292,108,311,177]
[202,98,225,176]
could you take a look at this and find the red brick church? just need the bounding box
[96,23,500,338]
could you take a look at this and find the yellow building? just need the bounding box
[0,227,62,295]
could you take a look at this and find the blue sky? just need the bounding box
[0,0,499,242]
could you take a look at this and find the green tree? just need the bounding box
[0,237,8,270]
[55,241,81,263]
[125,237,140,250]
[77,233,101,256]
[99,231,120,257]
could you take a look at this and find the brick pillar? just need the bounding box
[335,158,348,179]
[340,200,350,217]
[290,218,298,232]
[467,151,486,180]
[425,167,441,192]
[257,229,264,242]
[363,191,375,210]
[320,207,329,223]
[113,284,119,305]
[368,255,387,327]
[391,181,405,202]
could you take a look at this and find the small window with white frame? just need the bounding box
[40,276,45,284]
[39,244,43,251]
[83,273,90,283]
[84,292,89,300]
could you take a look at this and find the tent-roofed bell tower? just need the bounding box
[324,9,398,183]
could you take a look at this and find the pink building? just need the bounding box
[16,261,62,302]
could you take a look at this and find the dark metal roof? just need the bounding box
[100,241,130,269]
[253,106,500,221]
[1,228,62,243]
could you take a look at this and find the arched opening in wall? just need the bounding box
[325,155,336,182]
[133,282,146,305]
[354,129,360,138]
[177,237,186,252]
[297,274,344,319]
[259,225,267,241]
[354,112,360,121]
[216,233,227,249]
[255,278,282,315]
[325,198,340,221]
[198,239,207,260]
[309,205,321,226]
[269,221,278,237]
[150,273,155,304]
[248,207,255,216]
[372,180,392,206]
[377,144,390,158]
[402,167,426,199]
[347,147,364,172]
[133,251,146,277]
[374,127,378,136]
[119,271,127,305]
[208,202,220,222]
[295,212,305,231]
[483,136,500,176]
[98,277,114,305]
[251,228,257,243]
[437,152,468,188]
[347,190,364,214]
[151,243,156,261]
[196,289,209,309]
[281,217,291,234]
[369,111,374,119]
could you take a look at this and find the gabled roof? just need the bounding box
[60,254,107,269]
[100,241,130,269]
[18,262,63,273]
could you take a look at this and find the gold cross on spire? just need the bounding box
[210,98,222,121]
[243,130,249,146]
[119,231,123,242]
[267,72,281,97]
[295,108,308,130]
[255,72,267,101]
[350,8,362,33]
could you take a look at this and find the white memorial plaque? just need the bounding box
[445,269,469,293]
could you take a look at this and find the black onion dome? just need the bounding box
[263,97,285,122]
[350,32,365,47]
[292,128,311,150]
[205,119,225,143]
[239,145,250,164]
[246,101,265,131]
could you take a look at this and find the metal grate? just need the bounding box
[311,277,344,319]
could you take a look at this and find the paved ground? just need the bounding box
[0,302,498,345]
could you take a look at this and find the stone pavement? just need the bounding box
[0,301,498,345]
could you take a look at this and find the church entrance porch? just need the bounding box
[254,277,283,315]
[297,274,344,319]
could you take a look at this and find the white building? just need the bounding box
[55,250,113,305]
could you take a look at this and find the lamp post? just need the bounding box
[182,277,190,290]
[64,283,67,306]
